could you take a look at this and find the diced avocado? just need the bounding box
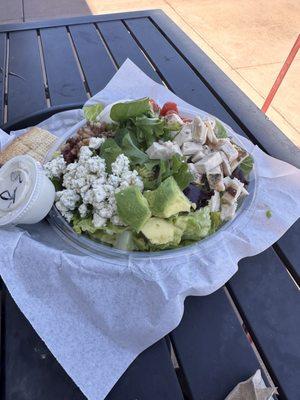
[115,231,135,251]
[141,217,183,245]
[144,176,191,218]
[175,206,211,240]
[115,186,151,232]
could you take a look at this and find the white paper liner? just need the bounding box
[0,60,299,400]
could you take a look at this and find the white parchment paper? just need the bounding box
[0,60,300,400]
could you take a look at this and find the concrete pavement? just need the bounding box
[0,0,299,146]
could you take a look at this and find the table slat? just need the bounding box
[98,20,162,83]
[276,220,300,281]
[106,340,184,400]
[40,27,87,105]
[69,24,116,96]
[4,292,85,400]
[0,33,5,125]
[228,247,300,400]
[125,18,245,136]
[171,290,262,400]
[4,291,184,400]
[7,30,47,123]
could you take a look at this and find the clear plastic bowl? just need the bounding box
[47,106,257,260]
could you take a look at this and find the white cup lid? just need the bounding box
[0,155,38,225]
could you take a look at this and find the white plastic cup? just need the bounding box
[0,155,55,226]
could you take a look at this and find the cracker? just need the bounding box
[0,127,57,165]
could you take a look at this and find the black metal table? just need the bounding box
[0,10,299,400]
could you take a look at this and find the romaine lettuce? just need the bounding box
[214,120,227,138]
[175,206,211,240]
[100,139,123,172]
[72,217,98,234]
[121,133,149,164]
[83,103,104,122]
[110,98,151,122]
[239,155,254,178]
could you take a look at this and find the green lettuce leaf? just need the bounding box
[51,177,63,191]
[210,211,222,233]
[71,217,98,234]
[100,139,123,173]
[239,155,254,178]
[171,155,194,190]
[136,155,193,191]
[134,116,166,148]
[83,103,104,122]
[214,120,228,138]
[121,133,149,165]
[110,98,151,122]
[175,206,211,241]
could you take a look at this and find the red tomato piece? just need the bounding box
[160,102,179,116]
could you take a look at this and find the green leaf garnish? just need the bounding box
[110,98,151,122]
[214,120,228,138]
[239,155,254,177]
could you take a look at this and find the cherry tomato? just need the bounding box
[160,102,179,116]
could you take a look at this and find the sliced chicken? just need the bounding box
[206,122,219,146]
[192,116,207,144]
[210,191,221,212]
[182,141,204,156]
[217,139,239,162]
[221,202,238,221]
[173,124,193,147]
[220,151,232,176]
[207,165,225,192]
[165,113,184,126]
[194,152,223,173]
[146,141,182,160]
[188,163,202,183]
[222,177,245,205]
[191,150,206,163]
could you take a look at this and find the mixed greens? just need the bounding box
[44,98,253,251]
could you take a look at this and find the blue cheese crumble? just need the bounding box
[45,138,143,227]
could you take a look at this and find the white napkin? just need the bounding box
[0,60,299,400]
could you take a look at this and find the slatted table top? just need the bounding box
[0,10,299,400]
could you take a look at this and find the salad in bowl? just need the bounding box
[44,98,253,251]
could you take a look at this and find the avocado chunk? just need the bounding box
[175,206,211,240]
[141,217,183,245]
[144,176,191,218]
[115,186,151,232]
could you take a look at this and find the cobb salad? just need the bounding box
[44,98,253,251]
